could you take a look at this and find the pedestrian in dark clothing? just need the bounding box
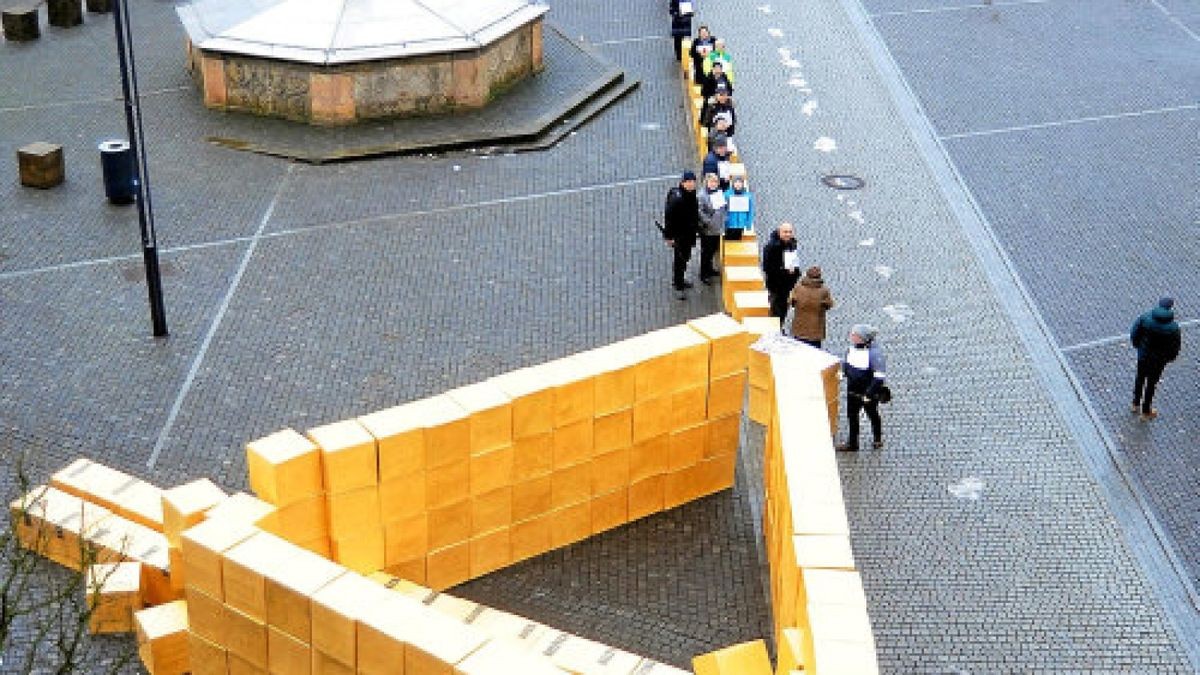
[689,25,716,83]
[699,61,732,125]
[703,87,736,135]
[701,136,733,190]
[837,324,886,451]
[1130,297,1182,420]
[669,0,694,61]
[696,172,727,283]
[761,223,800,326]
[789,266,835,348]
[663,171,701,295]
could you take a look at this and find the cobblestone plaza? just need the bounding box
[1,0,1197,672]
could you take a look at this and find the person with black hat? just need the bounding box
[663,171,701,296]
[1129,296,1182,420]
[837,324,886,451]
[689,25,716,83]
[699,60,732,126]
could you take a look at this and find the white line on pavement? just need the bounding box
[940,103,1200,140]
[1061,318,1200,353]
[591,35,670,46]
[869,0,1050,18]
[1146,0,1200,43]
[146,165,293,469]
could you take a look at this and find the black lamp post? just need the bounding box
[112,0,168,337]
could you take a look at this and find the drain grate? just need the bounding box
[821,174,865,190]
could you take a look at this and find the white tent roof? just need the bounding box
[178,0,549,64]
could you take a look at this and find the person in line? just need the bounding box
[702,134,733,191]
[704,85,736,136]
[1130,296,1182,420]
[663,171,701,296]
[689,25,716,83]
[699,60,732,124]
[707,113,734,154]
[669,0,694,61]
[761,222,800,325]
[723,175,754,239]
[789,266,835,348]
[837,324,886,451]
[702,38,735,83]
[696,172,728,284]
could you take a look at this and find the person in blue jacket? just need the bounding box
[1130,296,1182,420]
[837,324,886,451]
[723,175,754,238]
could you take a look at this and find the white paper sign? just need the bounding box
[725,138,738,155]
[709,191,726,209]
[728,195,750,212]
[783,250,799,270]
[679,1,694,14]
[717,161,731,179]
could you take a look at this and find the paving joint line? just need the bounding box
[1146,0,1200,42]
[940,103,1200,140]
[145,164,293,469]
[0,86,191,114]
[839,0,1200,666]
[868,0,1050,18]
[591,35,672,46]
[1062,318,1200,353]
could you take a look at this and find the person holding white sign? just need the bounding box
[696,172,728,283]
[689,25,716,83]
[762,222,801,327]
[723,175,754,239]
[669,0,694,61]
[702,134,733,190]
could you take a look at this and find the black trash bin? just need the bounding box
[99,139,136,205]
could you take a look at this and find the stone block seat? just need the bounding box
[18,142,65,189]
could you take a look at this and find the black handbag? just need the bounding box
[877,385,892,404]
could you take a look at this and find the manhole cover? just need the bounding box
[821,174,865,190]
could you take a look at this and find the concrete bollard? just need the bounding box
[47,0,83,28]
[2,6,40,41]
[18,142,65,189]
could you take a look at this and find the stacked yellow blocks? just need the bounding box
[761,352,878,674]
[744,331,841,431]
[238,314,750,592]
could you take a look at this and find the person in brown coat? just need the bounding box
[789,266,835,348]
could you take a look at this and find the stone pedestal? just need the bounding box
[18,142,64,189]
[86,0,112,13]
[2,7,40,41]
[47,0,82,28]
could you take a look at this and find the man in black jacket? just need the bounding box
[663,171,700,296]
[669,0,693,61]
[761,222,800,325]
[1130,296,1183,420]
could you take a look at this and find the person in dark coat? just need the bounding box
[663,171,701,295]
[761,223,800,326]
[789,266,835,348]
[837,324,886,451]
[698,60,732,126]
[689,25,716,83]
[701,135,733,190]
[669,0,693,61]
[703,86,736,135]
[1130,296,1182,420]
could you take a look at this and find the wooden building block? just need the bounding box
[722,241,760,268]
[405,610,488,674]
[591,488,628,535]
[546,634,644,675]
[326,485,380,537]
[107,476,165,531]
[135,600,190,675]
[1,7,40,42]
[264,548,346,642]
[224,604,268,670]
[628,434,668,483]
[179,512,258,599]
[748,385,771,425]
[268,626,311,675]
[549,357,595,426]
[632,395,672,444]
[86,561,143,634]
[50,458,127,508]
[794,534,856,571]
[777,627,804,674]
[470,487,512,536]
[803,604,876,671]
[426,541,470,590]
[509,514,552,563]
[591,343,638,415]
[469,445,513,496]
[204,492,276,529]
[733,291,771,320]
[161,478,226,548]
[799,569,868,608]
[387,556,426,585]
[265,493,327,544]
[11,484,113,570]
[552,418,593,469]
[454,639,563,675]
[593,409,632,455]
[692,639,772,675]
[469,527,510,577]
[331,528,384,574]
[384,513,429,566]
[708,371,747,420]
[671,385,708,429]
[312,650,355,675]
[422,394,471,469]
[490,368,554,439]
[227,652,268,675]
[468,608,547,648]
[85,514,174,603]
[359,401,427,481]
[246,429,323,506]
[307,420,378,493]
[378,473,425,522]
[17,141,63,188]
[224,530,301,620]
[627,476,664,522]
[426,459,470,510]
[668,423,706,472]
[688,313,752,378]
[590,447,629,496]
[549,502,590,549]
[551,462,591,510]
[47,0,82,27]
[721,265,765,313]
[310,572,381,668]
[706,414,740,459]
[356,593,419,675]
[661,325,712,390]
[185,585,225,645]
[511,476,552,522]
[188,631,228,675]
[628,333,675,401]
[512,431,553,481]
[427,500,471,550]
[447,381,513,454]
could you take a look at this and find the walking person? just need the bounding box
[696,172,727,284]
[663,171,701,297]
[762,222,801,326]
[789,266,834,348]
[668,0,694,61]
[837,324,886,451]
[1130,297,1182,420]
